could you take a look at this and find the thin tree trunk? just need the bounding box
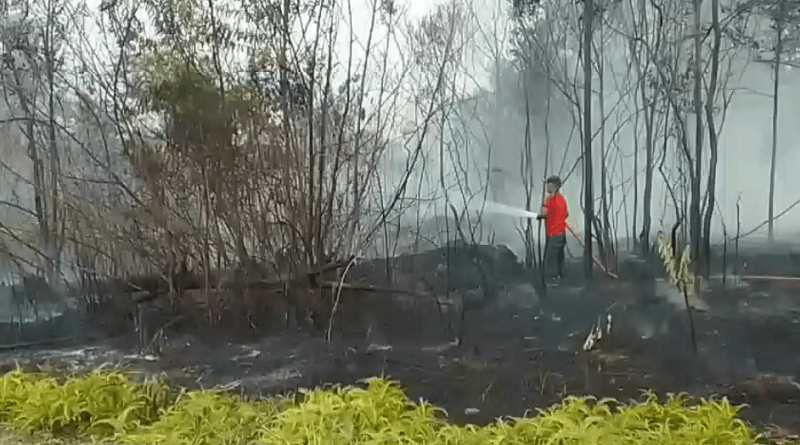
[7,60,49,278]
[632,74,639,253]
[597,28,611,268]
[540,86,551,288]
[523,90,534,268]
[280,0,290,116]
[583,0,595,281]
[641,92,656,256]
[630,0,656,256]
[691,0,703,272]
[768,12,783,242]
[46,8,61,285]
[539,81,551,279]
[702,0,722,278]
[317,22,335,263]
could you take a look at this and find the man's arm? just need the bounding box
[538,202,548,220]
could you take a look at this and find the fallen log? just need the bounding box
[708,274,800,282]
[315,281,456,305]
[115,258,357,299]
[0,337,75,351]
[120,258,459,310]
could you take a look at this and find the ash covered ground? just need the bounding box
[1,239,800,438]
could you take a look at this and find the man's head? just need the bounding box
[545,175,562,195]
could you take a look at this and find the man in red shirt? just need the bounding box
[537,176,569,285]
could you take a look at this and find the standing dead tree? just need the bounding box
[728,0,800,241]
[618,0,743,279]
[0,0,81,288]
[510,0,642,277]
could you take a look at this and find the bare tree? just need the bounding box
[731,0,800,241]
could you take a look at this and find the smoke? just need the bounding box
[391,0,800,257]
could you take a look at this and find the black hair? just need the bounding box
[545,175,562,188]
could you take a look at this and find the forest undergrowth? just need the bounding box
[0,368,772,445]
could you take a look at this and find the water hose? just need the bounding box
[567,226,618,278]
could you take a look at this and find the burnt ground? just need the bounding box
[1,242,800,440]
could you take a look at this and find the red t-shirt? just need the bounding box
[543,193,568,237]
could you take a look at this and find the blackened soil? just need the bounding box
[3,245,800,439]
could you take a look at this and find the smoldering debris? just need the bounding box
[0,345,157,374]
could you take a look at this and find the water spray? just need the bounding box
[471,201,539,219]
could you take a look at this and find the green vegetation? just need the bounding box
[0,370,171,436]
[0,369,763,444]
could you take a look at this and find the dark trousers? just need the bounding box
[544,233,566,279]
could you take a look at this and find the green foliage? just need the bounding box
[0,370,763,445]
[0,369,171,437]
[123,390,289,445]
[258,378,447,444]
[137,35,267,147]
[139,49,189,104]
[495,393,758,445]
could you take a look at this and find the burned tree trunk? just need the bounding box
[690,0,704,274]
[767,1,785,242]
[583,0,595,281]
[702,0,722,277]
[629,0,658,257]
